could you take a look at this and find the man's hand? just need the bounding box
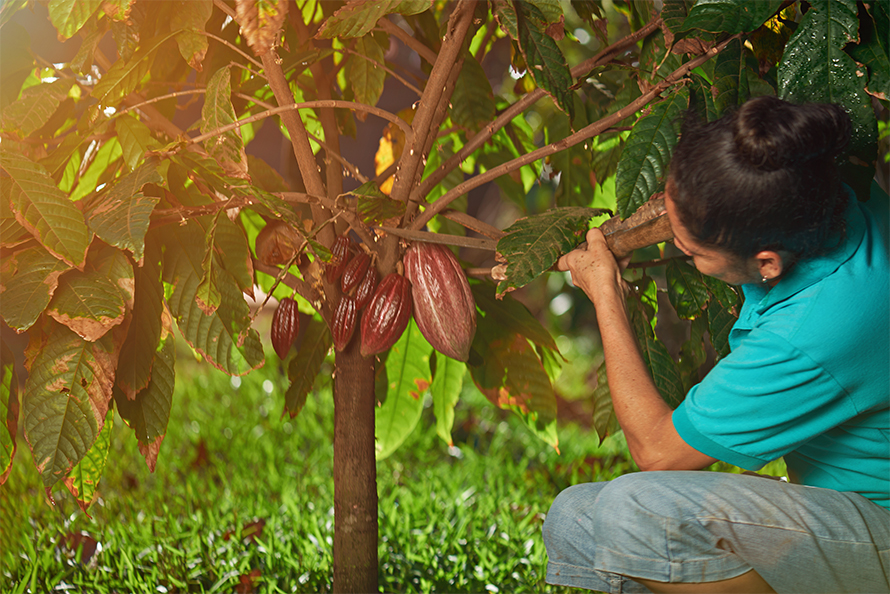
[556,228,632,305]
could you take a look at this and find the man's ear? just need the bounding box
[755,250,786,282]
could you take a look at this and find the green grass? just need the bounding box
[0,343,628,593]
[0,341,785,593]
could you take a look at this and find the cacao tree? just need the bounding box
[1,0,885,591]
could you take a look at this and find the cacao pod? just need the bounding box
[360,273,412,357]
[353,264,378,310]
[271,297,300,359]
[341,251,371,295]
[332,295,358,351]
[325,235,353,284]
[404,242,476,361]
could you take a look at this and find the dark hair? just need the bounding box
[668,95,851,259]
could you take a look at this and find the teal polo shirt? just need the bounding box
[673,183,890,509]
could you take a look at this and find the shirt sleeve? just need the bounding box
[672,328,859,470]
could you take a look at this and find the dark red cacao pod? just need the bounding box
[332,295,358,351]
[353,265,378,311]
[271,297,300,359]
[404,242,476,361]
[341,251,371,295]
[325,235,353,284]
[360,273,412,357]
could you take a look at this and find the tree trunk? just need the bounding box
[333,338,378,593]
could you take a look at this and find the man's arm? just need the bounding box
[558,228,716,471]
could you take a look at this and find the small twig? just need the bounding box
[277,192,375,246]
[200,30,264,70]
[340,46,422,97]
[254,259,321,314]
[116,89,206,117]
[377,18,438,65]
[188,100,413,146]
[626,255,689,270]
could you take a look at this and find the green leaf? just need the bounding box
[201,66,248,179]
[628,295,685,408]
[451,51,495,132]
[318,0,431,39]
[48,0,102,40]
[375,319,432,460]
[0,342,19,484]
[701,275,741,312]
[707,297,737,359]
[211,213,255,298]
[171,0,212,70]
[496,206,607,295]
[47,243,134,342]
[83,161,162,262]
[680,0,784,34]
[0,79,74,138]
[63,407,112,513]
[678,315,709,390]
[848,2,890,101]
[591,361,616,444]
[353,183,406,225]
[615,89,687,219]
[285,316,331,419]
[779,0,877,155]
[688,72,720,123]
[0,243,71,332]
[116,114,158,171]
[430,353,464,446]
[665,259,710,320]
[712,38,749,116]
[116,237,164,399]
[347,32,387,108]
[472,282,561,353]
[23,321,115,487]
[515,0,574,120]
[115,335,175,462]
[661,0,694,35]
[69,137,123,203]
[470,314,559,450]
[0,147,91,268]
[92,32,177,107]
[0,0,28,29]
[162,222,264,376]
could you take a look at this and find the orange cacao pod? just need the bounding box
[325,235,353,284]
[341,251,371,294]
[353,265,378,310]
[360,273,412,357]
[332,295,358,351]
[271,297,300,359]
[404,242,476,361]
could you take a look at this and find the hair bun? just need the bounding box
[732,96,850,172]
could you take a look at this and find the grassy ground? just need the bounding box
[0,339,785,593]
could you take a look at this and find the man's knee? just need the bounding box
[543,483,604,562]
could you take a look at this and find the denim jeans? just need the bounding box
[542,471,890,593]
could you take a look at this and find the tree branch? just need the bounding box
[389,1,475,207]
[409,32,741,231]
[412,18,663,204]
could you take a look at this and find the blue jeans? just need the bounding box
[542,471,890,593]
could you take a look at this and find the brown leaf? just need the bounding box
[235,0,288,57]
